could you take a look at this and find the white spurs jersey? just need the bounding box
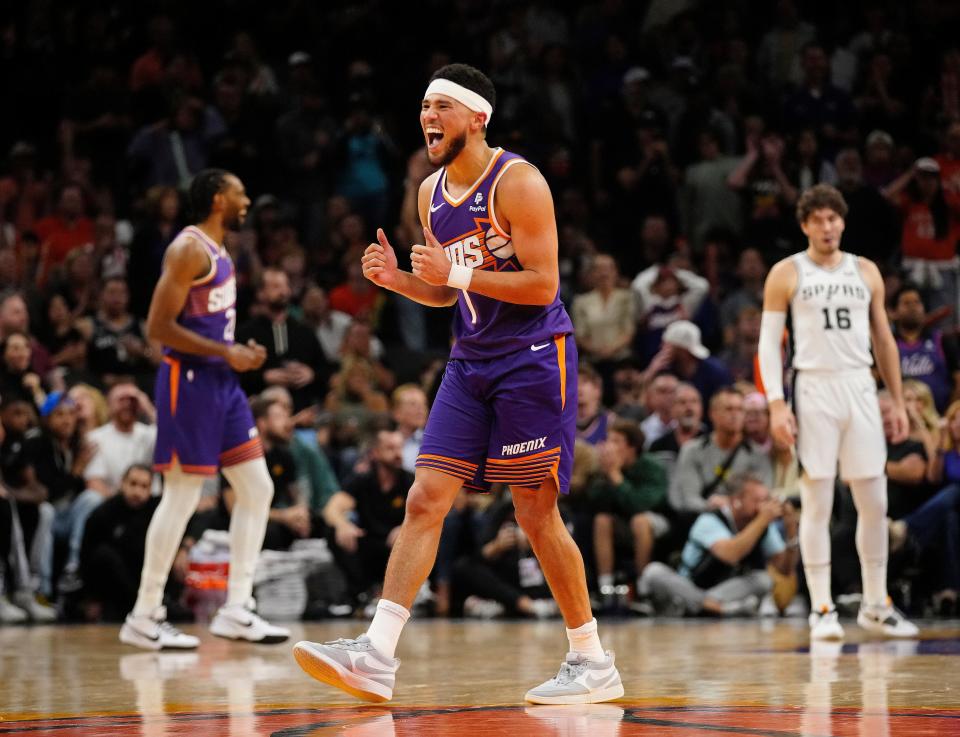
[789,251,873,371]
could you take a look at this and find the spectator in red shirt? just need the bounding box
[328,260,383,320]
[33,183,94,276]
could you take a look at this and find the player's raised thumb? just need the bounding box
[423,226,441,248]
[376,227,391,249]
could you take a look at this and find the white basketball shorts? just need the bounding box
[794,368,887,480]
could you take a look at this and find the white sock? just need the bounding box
[598,573,614,590]
[849,476,889,609]
[222,458,274,608]
[133,469,203,617]
[799,475,835,613]
[566,617,605,662]
[366,599,410,660]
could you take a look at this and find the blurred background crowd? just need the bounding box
[2,0,960,626]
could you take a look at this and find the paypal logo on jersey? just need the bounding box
[469,190,486,213]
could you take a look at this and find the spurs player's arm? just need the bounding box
[758,258,798,448]
[410,164,560,306]
[360,171,458,307]
[146,234,266,372]
[860,257,909,443]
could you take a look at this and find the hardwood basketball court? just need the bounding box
[2,619,959,735]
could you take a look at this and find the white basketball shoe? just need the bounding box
[809,606,845,641]
[524,651,624,705]
[857,600,919,638]
[120,606,200,651]
[210,598,290,644]
[293,635,399,702]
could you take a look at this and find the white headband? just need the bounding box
[424,78,493,126]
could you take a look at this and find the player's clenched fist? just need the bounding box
[361,228,399,287]
[411,226,452,286]
[226,340,267,372]
[769,400,797,448]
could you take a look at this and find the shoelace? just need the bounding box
[158,621,185,637]
[327,637,365,649]
[553,658,588,685]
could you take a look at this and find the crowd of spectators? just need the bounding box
[2,0,960,624]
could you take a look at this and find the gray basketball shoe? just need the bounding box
[525,651,624,705]
[293,635,399,702]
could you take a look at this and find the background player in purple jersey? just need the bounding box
[295,64,623,705]
[119,169,289,650]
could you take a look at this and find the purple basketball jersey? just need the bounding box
[165,225,237,365]
[427,148,573,360]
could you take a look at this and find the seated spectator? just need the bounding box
[0,292,52,377]
[649,381,705,477]
[639,373,677,450]
[237,267,328,412]
[669,386,774,521]
[718,306,761,384]
[338,320,393,392]
[903,379,941,453]
[40,293,87,377]
[610,363,646,422]
[28,393,96,597]
[576,364,617,445]
[259,386,341,519]
[572,254,636,373]
[79,464,167,621]
[889,398,960,615]
[719,248,767,342]
[84,277,157,387]
[451,495,557,620]
[742,392,799,500]
[322,429,412,603]
[640,474,798,616]
[250,396,311,550]
[55,382,158,592]
[891,284,960,412]
[589,420,669,609]
[632,264,709,363]
[33,183,94,276]
[392,384,428,473]
[643,320,734,405]
[0,332,46,409]
[301,284,355,365]
[0,475,56,622]
[67,383,109,436]
[329,261,384,320]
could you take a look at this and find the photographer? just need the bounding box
[640,474,798,616]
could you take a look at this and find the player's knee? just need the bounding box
[403,482,449,527]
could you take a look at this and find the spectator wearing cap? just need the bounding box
[834,147,898,264]
[631,262,709,364]
[18,392,97,597]
[642,320,733,406]
[0,397,57,622]
[883,157,960,328]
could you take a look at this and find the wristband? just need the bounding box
[447,263,473,290]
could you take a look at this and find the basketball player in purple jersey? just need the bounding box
[120,169,289,650]
[294,64,623,704]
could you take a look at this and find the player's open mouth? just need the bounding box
[426,126,444,150]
